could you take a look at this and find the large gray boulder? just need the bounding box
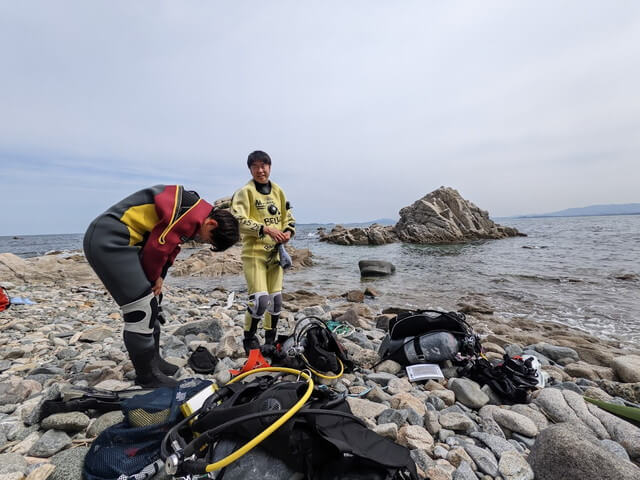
[528,423,640,480]
[395,187,523,243]
[610,355,640,383]
[359,260,396,277]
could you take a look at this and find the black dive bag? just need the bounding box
[271,316,354,374]
[378,310,481,366]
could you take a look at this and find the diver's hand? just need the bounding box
[152,277,163,296]
[282,231,292,243]
[263,226,287,243]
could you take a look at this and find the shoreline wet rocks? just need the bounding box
[1,255,640,479]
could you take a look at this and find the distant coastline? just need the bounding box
[510,212,640,219]
[505,202,640,219]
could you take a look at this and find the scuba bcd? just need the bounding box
[269,316,354,379]
[161,367,418,480]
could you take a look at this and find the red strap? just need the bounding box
[229,349,271,376]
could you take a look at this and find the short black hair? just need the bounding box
[208,208,240,251]
[247,150,271,168]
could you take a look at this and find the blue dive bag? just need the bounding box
[83,378,210,480]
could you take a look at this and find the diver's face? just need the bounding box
[197,218,218,243]
[249,161,271,184]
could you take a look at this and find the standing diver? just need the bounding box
[231,151,295,355]
[83,185,239,387]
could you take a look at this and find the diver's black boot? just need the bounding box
[261,329,277,356]
[153,322,179,376]
[243,332,260,355]
[124,331,179,388]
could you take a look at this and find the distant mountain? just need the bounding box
[349,218,397,226]
[518,203,640,218]
[299,218,397,227]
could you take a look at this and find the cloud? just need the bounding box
[1,1,639,234]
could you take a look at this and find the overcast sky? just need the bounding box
[1,1,639,235]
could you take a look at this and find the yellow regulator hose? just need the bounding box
[300,354,345,380]
[203,367,314,473]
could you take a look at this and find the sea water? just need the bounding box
[2,215,639,343]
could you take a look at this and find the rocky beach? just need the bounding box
[1,240,640,480]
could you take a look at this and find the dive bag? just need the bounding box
[272,317,354,375]
[378,310,481,366]
[83,378,210,480]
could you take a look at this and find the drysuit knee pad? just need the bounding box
[248,292,269,318]
[267,292,282,315]
[122,292,158,335]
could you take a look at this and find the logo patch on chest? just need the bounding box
[268,204,280,215]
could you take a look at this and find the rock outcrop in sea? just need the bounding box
[396,187,524,244]
[320,186,524,245]
[318,224,398,246]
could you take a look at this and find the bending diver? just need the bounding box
[83,185,239,388]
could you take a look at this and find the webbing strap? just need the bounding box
[412,336,425,361]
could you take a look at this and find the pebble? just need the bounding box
[533,342,580,362]
[346,397,387,419]
[405,407,424,426]
[391,392,426,415]
[366,372,398,387]
[498,450,534,480]
[48,446,89,480]
[373,422,398,440]
[430,389,456,406]
[378,408,408,427]
[453,461,478,480]
[86,410,125,437]
[463,444,498,477]
[28,430,71,457]
[41,412,90,432]
[427,395,447,411]
[491,408,538,437]
[470,432,518,458]
[534,387,579,423]
[410,448,437,472]
[508,404,549,431]
[448,379,489,409]
[386,377,413,394]
[424,409,441,435]
[439,412,476,433]
[446,446,476,469]
[398,425,435,450]
[374,359,402,375]
[0,453,28,475]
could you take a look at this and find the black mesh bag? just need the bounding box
[83,378,210,480]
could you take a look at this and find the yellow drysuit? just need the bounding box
[231,180,295,333]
